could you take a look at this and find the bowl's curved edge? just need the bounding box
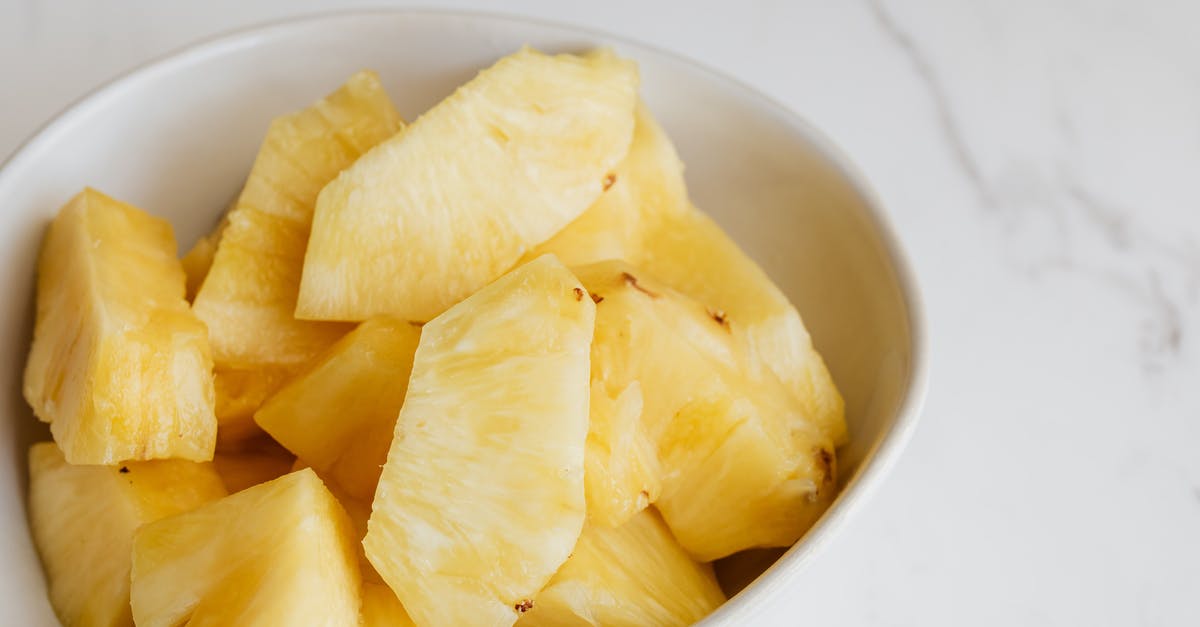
[0,8,930,624]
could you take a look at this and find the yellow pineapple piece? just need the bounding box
[23,188,216,464]
[298,48,638,322]
[364,255,594,627]
[28,442,225,627]
[518,508,725,626]
[577,261,835,560]
[192,70,403,443]
[211,365,293,449]
[131,469,361,626]
[361,583,415,627]
[535,104,846,446]
[255,316,420,500]
[211,436,295,493]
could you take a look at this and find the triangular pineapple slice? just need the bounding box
[297,48,638,322]
[518,508,725,626]
[23,188,216,464]
[192,70,403,441]
[130,469,361,626]
[28,442,226,627]
[533,104,847,446]
[364,255,594,627]
[577,261,835,560]
[255,316,420,500]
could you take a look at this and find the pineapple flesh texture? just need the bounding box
[180,214,226,302]
[361,583,415,627]
[534,104,847,447]
[131,469,361,627]
[191,70,403,440]
[298,48,638,322]
[518,508,725,627]
[577,261,836,561]
[23,188,217,464]
[255,316,420,500]
[364,255,594,627]
[28,442,226,627]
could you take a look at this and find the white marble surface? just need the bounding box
[3,0,1198,624]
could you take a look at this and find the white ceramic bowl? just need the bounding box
[0,10,927,625]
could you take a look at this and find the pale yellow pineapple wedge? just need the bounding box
[518,508,725,626]
[28,442,226,627]
[131,469,361,626]
[211,365,293,449]
[577,261,836,561]
[211,436,295,493]
[534,104,847,446]
[364,255,594,627]
[23,188,216,464]
[255,316,420,500]
[298,48,638,322]
[192,70,403,443]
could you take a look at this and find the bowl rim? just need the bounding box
[0,8,929,623]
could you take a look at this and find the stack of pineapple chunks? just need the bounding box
[24,47,844,627]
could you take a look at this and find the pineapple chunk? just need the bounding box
[364,255,594,627]
[192,70,403,441]
[525,103,688,267]
[535,104,847,446]
[23,188,216,464]
[255,316,420,500]
[28,442,225,627]
[518,508,725,626]
[131,469,361,626]
[211,436,295,493]
[361,583,415,627]
[577,261,835,560]
[298,48,638,322]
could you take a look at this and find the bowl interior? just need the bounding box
[0,11,921,625]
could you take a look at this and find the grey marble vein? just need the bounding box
[863,0,995,209]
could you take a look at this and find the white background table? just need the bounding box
[4,1,1198,624]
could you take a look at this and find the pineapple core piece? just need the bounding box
[577,261,836,561]
[298,48,638,322]
[518,508,725,627]
[534,103,847,447]
[131,469,361,626]
[255,316,421,500]
[28,442,226,627]
[364,255,594,627]
[191,70,403,441]
[23,188,217,464]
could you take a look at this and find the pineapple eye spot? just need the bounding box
[601,173,617,191]
[620,272,659,298]
[515,599,534,613]
[589,292,604,304]
[572,287,584,301]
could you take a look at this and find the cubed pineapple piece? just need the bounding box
[130,469,361,626]
[28,442,225,627]
[23,188,216,464]
[364,255,594,627]
[518,508,725,626]
[211,436,295,493]
[361,583,415,627]
[577,261,836,560]
[298,48,638,322]
[535,104,847,446]
[255,316,420,500]
[192,70,403,442]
